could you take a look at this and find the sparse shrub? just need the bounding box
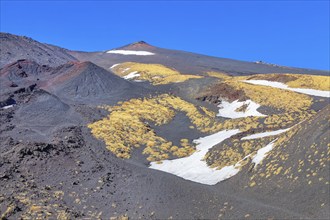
[112,62,203,85]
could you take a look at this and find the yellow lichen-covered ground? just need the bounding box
[89,69,329,165]
[89,94,264,161]
[248,122,330,188]
[239,73,330,91]
[286,74,330,91]
[206,71,314,112]
[207,71,330,91]
[205,106,329,189]
[88,92,316,162]
[227,80,312,112]
[111,62,202,85]
[88,94,217,161]
[205,136,276,170]
[3,189,104,220]
[206,71,232,80]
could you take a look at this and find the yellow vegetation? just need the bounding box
[240,73,330,91]
[235,103,249,113]
[89,67,325,167]
[88,94,220,161]
[287,75,330,90]
[204,71,314,112]
[89,90,317,163]
[206,135,276,170]
[206,71,232,80]
[247,110,330,188]
[90,94,280,161]
[1,204,15,219]
[200,106,216,117]
[227,80,312,112]
[112,62,203,85]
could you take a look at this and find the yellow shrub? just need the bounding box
[88,94,217,161]
[286,74,330,91]
[206,71,232,80]
[227,80,312,112]
[239,73,330,91]
[88,77,317,164]
[112,62,203,85]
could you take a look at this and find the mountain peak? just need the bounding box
[131,41,149,45]
[117,41,155,51]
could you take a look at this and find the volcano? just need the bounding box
[0,32,329,219]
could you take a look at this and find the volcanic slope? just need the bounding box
[1,33,329,219]
[0,59,150,105]
[0,121,310,219]
[0,59,52,93]
[219,105,330,219]
[0,32,77,68]
[0,85,308,219]
[85,60,329,219]
[69,41,328,76]
[43,61,150,104]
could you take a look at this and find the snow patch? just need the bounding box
[217,99,266,119]
[150,129,241,185]
[1,104,14,109]
[243,80,330,98]
[252,140,276,166]
[123,71,140,80]
[242,127,291,140]
[110,63,120,69]
[106,50,155,56]
[150,126,288,184]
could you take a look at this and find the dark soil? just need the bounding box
[1,32,329,219]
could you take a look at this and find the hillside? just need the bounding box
[69,41,329,76]
[0,32,77,68]
[0,32,329,219]
[43,61,150,104]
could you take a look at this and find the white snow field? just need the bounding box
[150,126,286,184]
[241,127,291,140]
[242,80,330,98]
[109,63,120,69]
[106,50,155,56]
[252,140,277,166]
[1,104,14,109]
[217,99,266,119]
[123,71,140,80]
[150,129,241,185]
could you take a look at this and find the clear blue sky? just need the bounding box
[1,1,329,70]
